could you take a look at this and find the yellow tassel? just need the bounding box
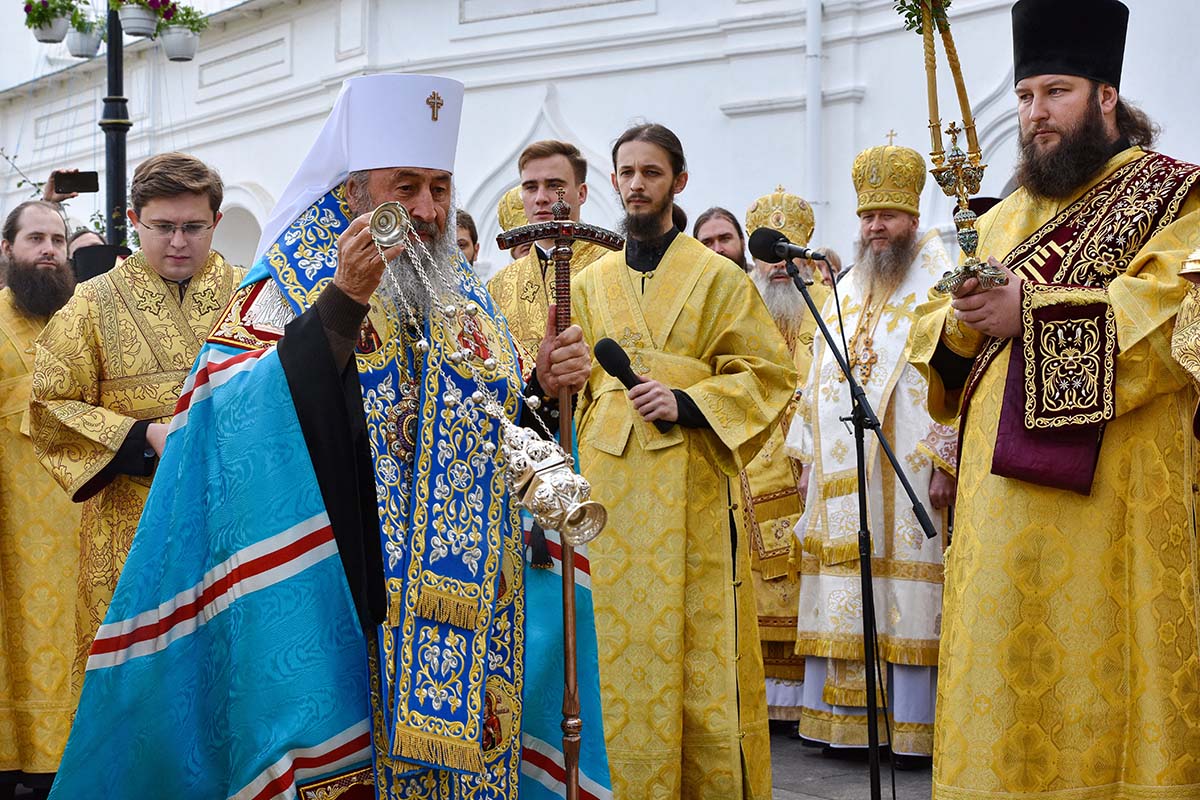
[393,727,485,774]
[820,474,859,500]
[758,553,793,581]
[824,685,867,708]
[415,585,480,630]
[821,537,861,567]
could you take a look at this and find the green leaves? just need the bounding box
[893,0,952,34]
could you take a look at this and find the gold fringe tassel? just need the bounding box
[393,727,485,775]
[415,585,480,630]
[758,553,794,581]
[793,635,940,667]
[820,474,859,501]
[820,537,861,567]
[824,685,867,708]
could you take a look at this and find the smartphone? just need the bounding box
[54,171,100,194]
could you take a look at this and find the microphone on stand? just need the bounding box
[748,227,828,263]
[594,338,673,433]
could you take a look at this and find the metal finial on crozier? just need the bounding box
[932,123,1007,294]
[551,187,571,221]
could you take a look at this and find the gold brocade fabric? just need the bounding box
[910,148,1200,798]
[0,288,81,775]
[573,234,796,800]
[485,241,608,377]
[30,251,243,691]
[734,287,828,688]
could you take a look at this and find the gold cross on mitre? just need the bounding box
[886,129,898,145]
[426,91,444,122]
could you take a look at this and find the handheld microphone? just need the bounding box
[748,227,827,263]
[593,338,673,433]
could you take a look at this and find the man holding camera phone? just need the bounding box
[30,152,243,696]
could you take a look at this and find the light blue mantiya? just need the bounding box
[49,188,610,800]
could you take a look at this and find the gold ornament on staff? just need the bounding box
[897,0,1007,293]
[366,201,607,546]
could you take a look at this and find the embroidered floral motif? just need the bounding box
[1039,319,1102,412]
[413,627,467,713]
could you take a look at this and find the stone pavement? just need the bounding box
[771,732,932,800]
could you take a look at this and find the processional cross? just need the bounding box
[496,190,623,800]
[899,0,1006,293]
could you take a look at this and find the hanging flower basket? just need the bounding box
[117,4,158,36]
[156,4,206,60]
[25,0,78,43]
[32,15,71,42]
[159,26,198,61]
[66,26,102,56]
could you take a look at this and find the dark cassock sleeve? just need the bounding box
[276,283,387,630]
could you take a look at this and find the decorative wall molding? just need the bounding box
[467,83,622,266]
[454,0,655,40]
[197,23,294,104]
[335,0,367,61]
[719,86,866,118]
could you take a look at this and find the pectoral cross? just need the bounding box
[426,91,444,122]
[886,129,898,145]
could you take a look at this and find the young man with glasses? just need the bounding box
[29,152,243,695]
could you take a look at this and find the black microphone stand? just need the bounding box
[786,261,938,800]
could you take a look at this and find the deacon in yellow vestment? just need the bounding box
[488,241,608,377]
[0,287,81,779]
[737,186,831,717]
[487,139,610,377]
[30,249,242,690]
[574,231,796,799]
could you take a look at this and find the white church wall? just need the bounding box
[2,0,1198,273]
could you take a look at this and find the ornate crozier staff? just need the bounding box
[897,0,1007,293]
[496,191,623,800]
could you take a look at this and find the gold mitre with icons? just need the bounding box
[852,142,927,216]
[745,185,815,247]
[497,185,527,232]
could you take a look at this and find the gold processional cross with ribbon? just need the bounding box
[895,0,1007,293]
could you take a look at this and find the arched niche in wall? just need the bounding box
[214,182,275,268]
[466,84,622,274]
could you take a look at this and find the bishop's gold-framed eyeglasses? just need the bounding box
[136,220,215,239]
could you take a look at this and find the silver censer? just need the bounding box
[366,201,608,547]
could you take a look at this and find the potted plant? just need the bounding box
[24,0,78,43]
[65,9,103,57]
[108,0,166,37]
[158,3,207,62]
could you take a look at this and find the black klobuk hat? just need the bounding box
[1012,0,1129,89]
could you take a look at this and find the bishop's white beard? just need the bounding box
[376,222,460,316]
[347,181,463,317]
[852,228,919,299]
[751,268,807,329]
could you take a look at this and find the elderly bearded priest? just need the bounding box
[49,75,607,800]
[909,1,1200,797]
[788,144,955,766]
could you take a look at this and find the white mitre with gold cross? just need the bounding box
[254,73,465,262]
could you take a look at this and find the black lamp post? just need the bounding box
[98,8,131,246]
